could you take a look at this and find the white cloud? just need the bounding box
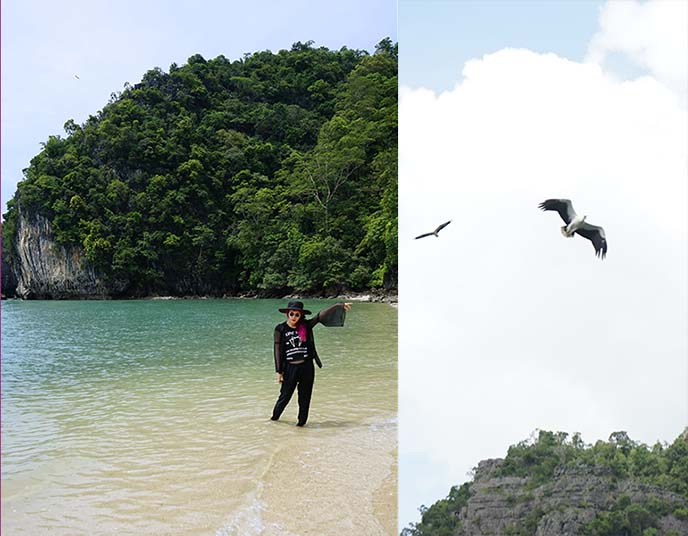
[399,46,687,529]
[587,0,688,101]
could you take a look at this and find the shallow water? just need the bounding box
[1,299,397,535]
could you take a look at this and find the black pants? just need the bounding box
[271,360,315,425]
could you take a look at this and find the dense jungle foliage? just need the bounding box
[2,39,397,297]
[402,430,688,536]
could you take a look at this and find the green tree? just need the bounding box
[3,39,398,297]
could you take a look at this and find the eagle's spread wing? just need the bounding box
[538,199,576,224]
[575,223,607,259]
[434,220,451,234]
[414,232,434,240]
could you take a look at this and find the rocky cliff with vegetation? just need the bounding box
[403,430,688,536]
[2,39,397,299]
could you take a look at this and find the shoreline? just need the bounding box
[2,290,399,305]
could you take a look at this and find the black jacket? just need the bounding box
[273,303,347,373]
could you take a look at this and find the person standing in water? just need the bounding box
[271,300,351,426]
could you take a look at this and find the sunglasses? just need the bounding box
[288,311,302,318]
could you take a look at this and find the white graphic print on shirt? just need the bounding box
[284,326,308,362]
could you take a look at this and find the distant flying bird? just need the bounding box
[415,220,452,240]
[74,75,80,79]
[538,199,607,259]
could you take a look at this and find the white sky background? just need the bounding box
[399,0,688,531]
[0,0,396,215]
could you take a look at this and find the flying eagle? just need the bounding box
[415,220,452,240]
[538,199,607,259]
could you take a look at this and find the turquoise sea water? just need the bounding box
[1,299,397,535]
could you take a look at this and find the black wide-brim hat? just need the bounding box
[278,300,312,315]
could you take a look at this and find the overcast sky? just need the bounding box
[0,0,396,215]
[399,0,687,532]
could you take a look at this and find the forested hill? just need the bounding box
[403,430,688,536]
[2,39,397,299]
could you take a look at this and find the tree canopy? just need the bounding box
[3,39,398,297]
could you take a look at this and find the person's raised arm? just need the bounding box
[308,302,352,328]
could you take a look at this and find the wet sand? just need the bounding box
[217,415,397,536]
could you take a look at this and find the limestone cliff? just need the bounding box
[403,431,688,536]
[453,458,688,536]
[2,209,115,299]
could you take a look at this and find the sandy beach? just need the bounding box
[235,416,397,536]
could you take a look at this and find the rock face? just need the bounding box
[454,459,688,536]
[2,210,114,299]
[1,248,18,298]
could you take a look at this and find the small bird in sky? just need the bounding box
[415,220,452,240]
[539,199,607,259]
[74,75,80,80]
